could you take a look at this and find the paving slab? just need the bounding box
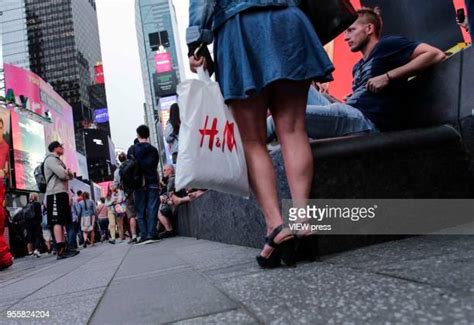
[90,269,238,325]
[215,262,474,324]
[324,235,474,269]
[2,235,474,324]
[172,309,258,324]
[3,288,104,325]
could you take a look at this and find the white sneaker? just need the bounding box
[33,249,41,258]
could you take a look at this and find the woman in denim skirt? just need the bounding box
[187,0,334,268]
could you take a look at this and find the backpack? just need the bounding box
[12,209,27,227]
[34,156,57,193]
[119,147,144,191]
[23,203,36,220]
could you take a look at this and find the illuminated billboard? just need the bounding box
[94,108,109,124]
[0,108,12,187]
[94,63,105,84]
[155,52,173,74]
[11,112,46,191]
[3,64,78,174]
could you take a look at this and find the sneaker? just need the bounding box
[33,249,41,258]
[145,236,161,244]
[128,237,137,244]
[109,240,116,245]
[57,249,80,260]
[158,230,176,240]
[136,237,148,245]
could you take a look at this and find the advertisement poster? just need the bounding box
[10,112,46,191]
[93,108,109,124]
[155,52,173,74]
[3,64,78,174]
[0,108,11,187]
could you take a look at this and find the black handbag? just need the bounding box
[300,0,358,45]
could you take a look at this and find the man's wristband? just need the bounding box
[386,72,392,82]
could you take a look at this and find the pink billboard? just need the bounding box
[155,52,173,74]
[3,64,78,174]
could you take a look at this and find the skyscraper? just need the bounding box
[1,0,110,154]
[135,0,184,165]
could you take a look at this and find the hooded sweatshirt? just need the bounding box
[44,153,71,195]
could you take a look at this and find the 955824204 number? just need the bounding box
[6,310,50,318]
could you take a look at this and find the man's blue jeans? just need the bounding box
[267,88,377,141]
[134,187,159,239]
[66,222,77,249]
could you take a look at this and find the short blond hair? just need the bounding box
[29,192,39,202]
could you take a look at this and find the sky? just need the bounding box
[95,0,191,150]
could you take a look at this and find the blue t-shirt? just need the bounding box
[346,36,420,131]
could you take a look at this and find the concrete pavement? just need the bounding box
[0,235,473,324]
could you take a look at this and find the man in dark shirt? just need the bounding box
[267,7,446,139]
[128,125,160,243]
[343,7,446,131]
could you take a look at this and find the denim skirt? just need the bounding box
[214,6,335,102]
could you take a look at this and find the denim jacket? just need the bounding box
[187,0,301,45]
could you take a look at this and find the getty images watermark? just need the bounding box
[282,199,474,235]
[288,204,378,232]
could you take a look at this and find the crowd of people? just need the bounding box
[1,124,204,266]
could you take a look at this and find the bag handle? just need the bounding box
[197,66,211,82]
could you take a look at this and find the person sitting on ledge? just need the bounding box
[267,7,447,141]
[157,165,206,240]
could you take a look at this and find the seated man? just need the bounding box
[157,165,205,239]
[268,7,446,141]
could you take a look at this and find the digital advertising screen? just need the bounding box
[93,108,109,124]
[155,52,173,74]
[10,112,46,191]
[0,108,12,186]
[3,64,78,174]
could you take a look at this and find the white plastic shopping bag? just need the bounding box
[175,67,250,197]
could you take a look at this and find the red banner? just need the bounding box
[94,64,105,84]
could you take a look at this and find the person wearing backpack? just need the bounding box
[127,126,160,244]
[24,193,43,257]
[78,192,96,248]
[44,141,79,260]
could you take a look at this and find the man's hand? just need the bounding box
[367,74,390,93]
[189,55,208,73]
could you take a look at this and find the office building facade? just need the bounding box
[135,0,184,166]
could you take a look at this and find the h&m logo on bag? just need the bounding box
[199,115,237,152]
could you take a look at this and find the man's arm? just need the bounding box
[46,157,70,180]
[367,43,447,93]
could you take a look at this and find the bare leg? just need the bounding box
[54,224,65,243]
[229,91,293,258]
[157,212,173,231]
[270,80,313,205]
[129,217,137,238]
[27,243,33,254]
[45,241,51,252]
